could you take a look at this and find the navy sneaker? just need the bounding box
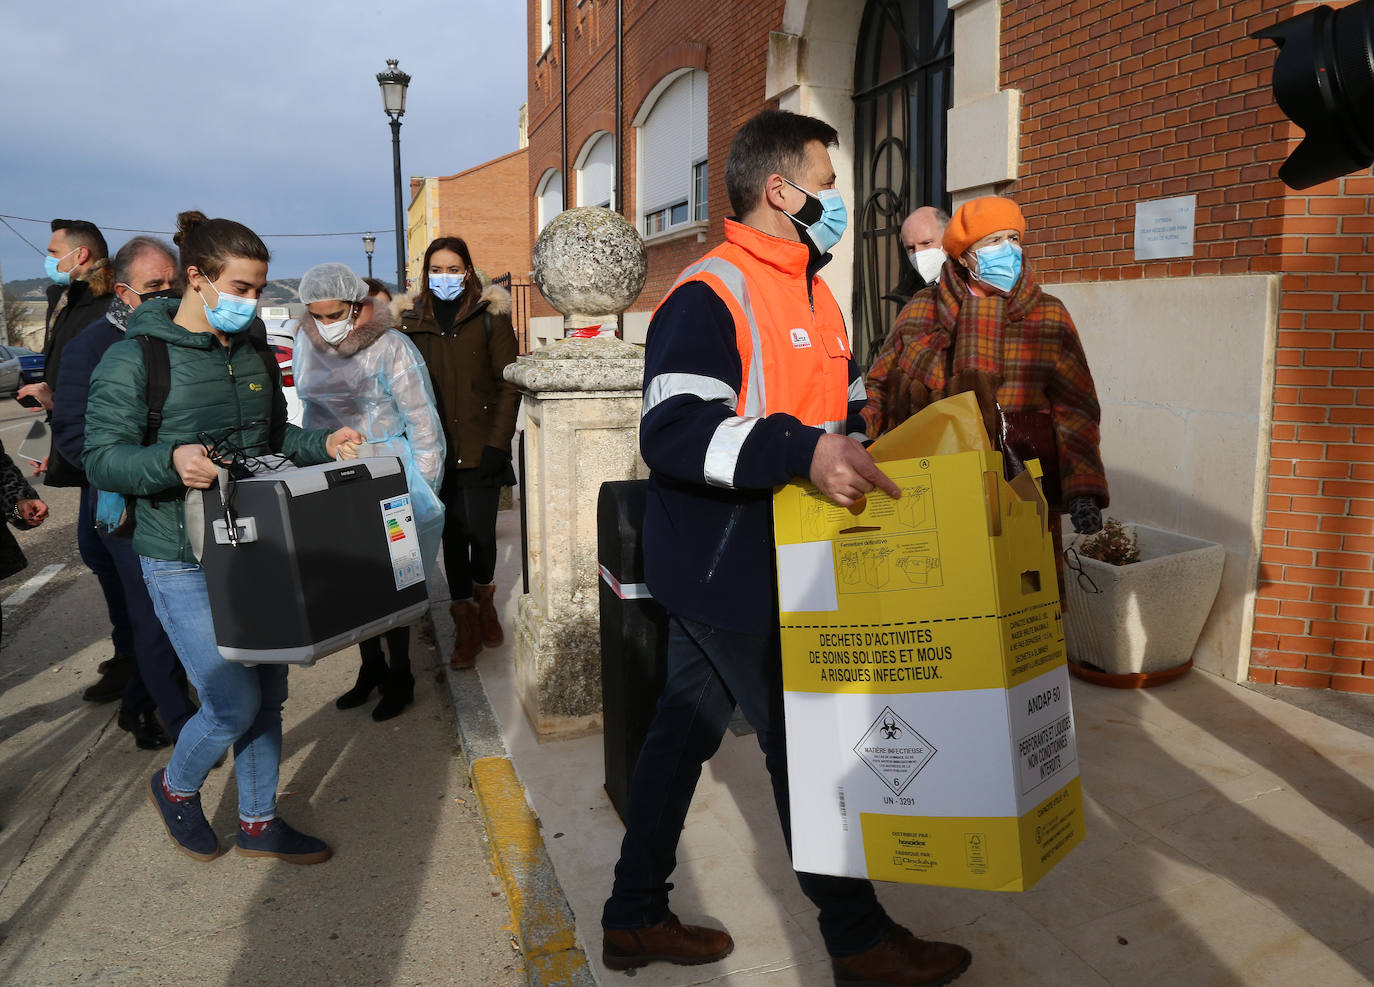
[235,818,333,865]
[147,770,218,862]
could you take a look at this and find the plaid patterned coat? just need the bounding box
[863,259,1109,508]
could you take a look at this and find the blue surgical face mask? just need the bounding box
[200,277,258,334]
[782,178,848,255]
[44,248,77,286]
[970,240,1022,293]
[429,273,465,301]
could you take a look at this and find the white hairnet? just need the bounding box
[298,262,367,304]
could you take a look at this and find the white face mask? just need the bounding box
[909,247,946,285]
[316,309,354,345]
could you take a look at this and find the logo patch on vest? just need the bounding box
[790,328,812,349]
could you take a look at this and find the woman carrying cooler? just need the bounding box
[295,262,445,721]
[84,211,362,865]
[393,236,518,670]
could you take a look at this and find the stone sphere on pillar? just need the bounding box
[531,207,648,319]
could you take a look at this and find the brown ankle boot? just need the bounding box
[449,600,482,669]
[473,584,503,646]
[831,924,971,986]
[602,914,734,971]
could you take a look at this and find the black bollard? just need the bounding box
[597,479,669,821]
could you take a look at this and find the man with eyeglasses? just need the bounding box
[50,236,193,748]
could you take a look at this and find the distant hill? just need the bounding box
[2,276,318,308]
[3,277,54,301]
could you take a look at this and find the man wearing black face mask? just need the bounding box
[51,236,194,748]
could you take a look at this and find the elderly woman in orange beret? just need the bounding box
[863,196,1107,588]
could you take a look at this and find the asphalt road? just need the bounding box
[0,400,85,645]
[0,399,527,985]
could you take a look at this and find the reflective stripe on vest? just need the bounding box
[653,248,854,487]
[670,256,769,417]
[642,372,737,419]
[668,255,851,429]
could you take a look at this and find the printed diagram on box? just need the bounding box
[840,546,894,588]
[854,706,938,796]
[895,484,932,529]
[802,494,859,539]
[798,477,934,540]
[839,535,942,592]
[895,546,940,585]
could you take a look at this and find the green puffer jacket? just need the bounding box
[84,298,333,562]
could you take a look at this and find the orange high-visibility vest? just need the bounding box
[661,219,854,431]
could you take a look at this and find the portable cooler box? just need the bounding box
[191,456,430,664]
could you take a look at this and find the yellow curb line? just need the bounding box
[470,755,591,984]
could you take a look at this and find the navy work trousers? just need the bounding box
[81,486,193,735]
[602,612,892,958]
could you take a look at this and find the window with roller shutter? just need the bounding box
[576,132,615,209]
[536,169,563,231]
[636,70,708,237]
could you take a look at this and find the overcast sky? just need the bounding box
[0,1,527,287]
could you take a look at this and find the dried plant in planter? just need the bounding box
[1078,517,1140,566]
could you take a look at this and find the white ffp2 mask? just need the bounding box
[317,314,354,345]
[909,247,946,285]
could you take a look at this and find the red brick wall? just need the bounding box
[1252,165,1374,695]
[525,0,784,320]
[1002,0,1292,282]
[1003,0,1374,692]
[429,148,532,286]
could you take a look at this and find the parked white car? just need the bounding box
[263,318,302,426]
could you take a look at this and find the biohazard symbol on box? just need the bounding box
[854,706,937,796]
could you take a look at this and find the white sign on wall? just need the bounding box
[1133,195,1197,261]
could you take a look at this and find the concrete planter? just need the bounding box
[1063,522,1226,677]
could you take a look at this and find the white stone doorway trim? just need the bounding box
[946,0,1021,204]
[768,0,865,339]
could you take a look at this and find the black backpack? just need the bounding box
[137,332,282,441]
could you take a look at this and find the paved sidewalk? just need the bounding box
[460,505,1374,986]
[0,569,524,985]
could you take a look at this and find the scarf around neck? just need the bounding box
[901,258,1044,396]
[105,294,135,332]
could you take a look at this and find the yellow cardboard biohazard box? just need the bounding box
[773,411,1083,892]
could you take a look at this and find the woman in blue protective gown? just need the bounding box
[294,263,446,720]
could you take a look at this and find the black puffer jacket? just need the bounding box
[0,440,39,582]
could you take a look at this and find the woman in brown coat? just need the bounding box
[394,236,519,668]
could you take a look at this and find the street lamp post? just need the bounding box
[376,58,411,292]
[362,232,376,279]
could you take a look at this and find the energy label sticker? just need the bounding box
[380,494,424,590]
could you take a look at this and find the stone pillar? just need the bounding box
[532,207,647,340]
[509,207,648,739]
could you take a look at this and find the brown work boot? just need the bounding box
[473,583,504,646]
[832,925,971,986]
[602,914,734,971]
[449,600,482,669]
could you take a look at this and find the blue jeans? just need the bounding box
[140,557,287,822]
[602,614,891,958]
